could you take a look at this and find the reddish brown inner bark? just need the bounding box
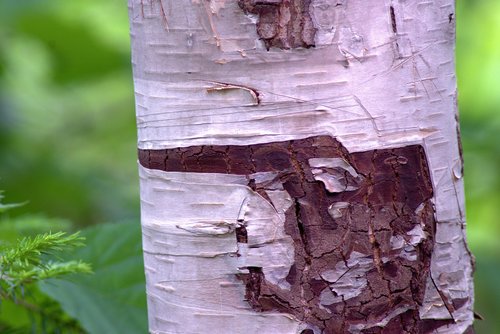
[238,0,316,49]
[139,136,467,333]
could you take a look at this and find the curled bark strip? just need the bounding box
[206,81,260,105]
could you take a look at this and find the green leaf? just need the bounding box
[38,222,147,334]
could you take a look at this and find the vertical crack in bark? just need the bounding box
[138,136,456,333]
[389,4,401,58]
[294,198,310,258]
[138,0,170,29]
[390,6,397,33]
[430,273,457,323]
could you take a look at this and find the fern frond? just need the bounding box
[0,232,85,268]
[0,232,91,296]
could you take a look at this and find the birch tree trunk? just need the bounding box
[128,1,474,333]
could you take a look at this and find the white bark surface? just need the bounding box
[128,1,474,333]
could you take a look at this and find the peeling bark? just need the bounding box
[129,0,474,333]
[139,136,449,333]
[238,0,316,49]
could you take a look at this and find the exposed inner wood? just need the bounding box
[238,0,316,49]
[138,135,462,333]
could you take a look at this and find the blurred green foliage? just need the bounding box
[457,1,500,333]
[0,0,138,227]
[0,0,498,332]
[0,194,146,333]
[39,222,147,334]
[0,195,89,333]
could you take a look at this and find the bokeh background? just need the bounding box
[0,0,498,332]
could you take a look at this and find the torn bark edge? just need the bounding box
[430,274,457,323]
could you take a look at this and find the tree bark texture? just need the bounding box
[128,1,474,333]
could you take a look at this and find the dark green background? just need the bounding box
[0,0,498,332]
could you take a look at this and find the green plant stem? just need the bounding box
[0,289,39,312]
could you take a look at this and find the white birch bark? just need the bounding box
[128,1,474,333]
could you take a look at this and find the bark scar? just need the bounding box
[238,0,316,50]
[138,136,437,333]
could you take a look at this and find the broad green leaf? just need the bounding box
[39,222,147,334]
